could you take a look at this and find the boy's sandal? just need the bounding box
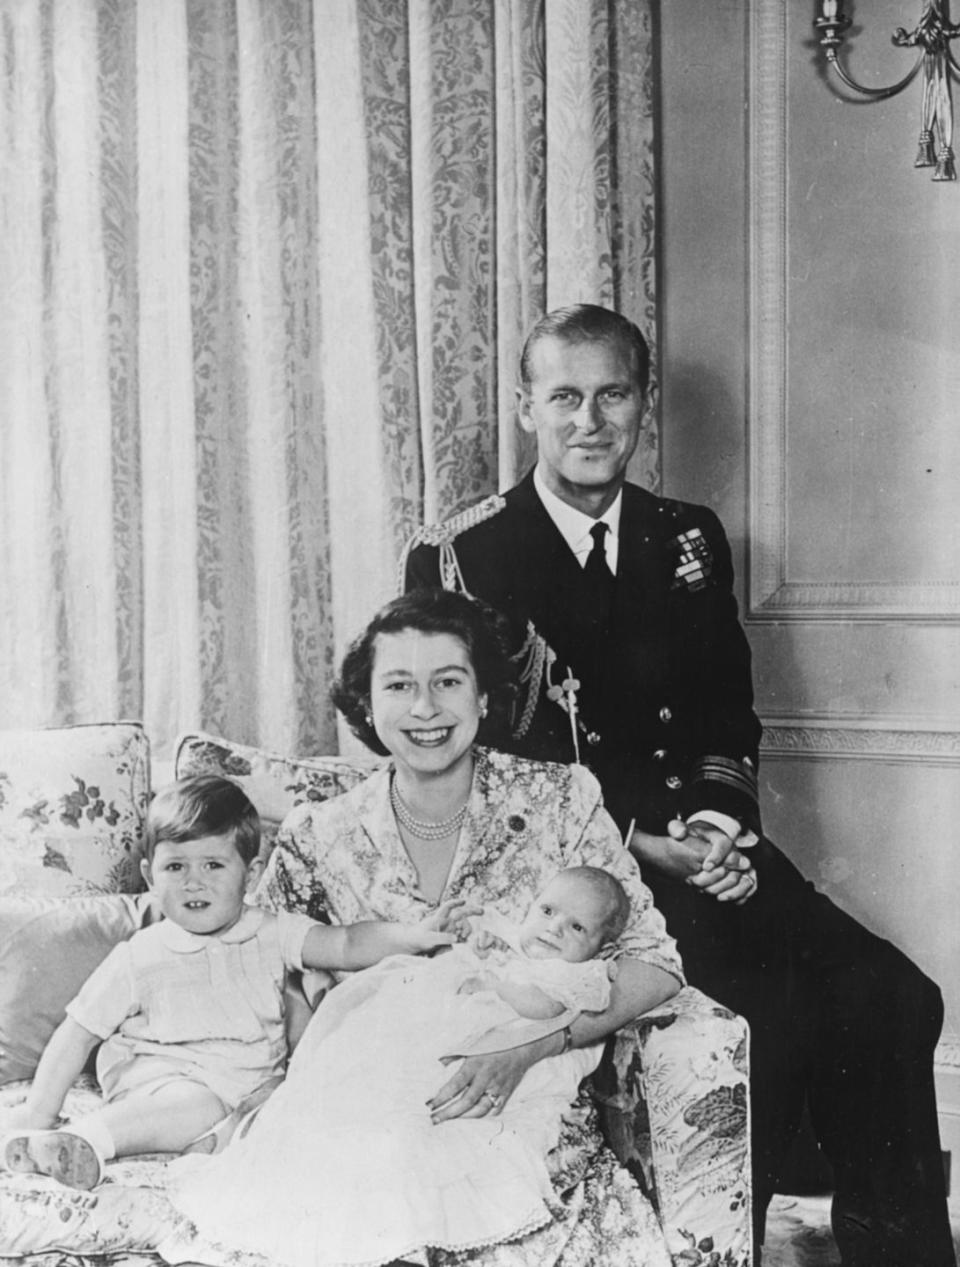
[3,1128,104,1190]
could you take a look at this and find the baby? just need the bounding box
[1,774,455,1190]
[448,865,630,1055]
[161,864,635,1267]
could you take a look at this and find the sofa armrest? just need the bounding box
[591,985,752,1266]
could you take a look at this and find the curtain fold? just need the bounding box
[0,0,657,760]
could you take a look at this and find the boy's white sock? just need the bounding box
[69,1116,116,1162]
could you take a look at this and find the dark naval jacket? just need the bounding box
[404,471,762,838]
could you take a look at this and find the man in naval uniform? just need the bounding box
[403,304,953,1266]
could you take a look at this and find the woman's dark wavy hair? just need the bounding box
[518,303,651,395]
[332,589,517,756]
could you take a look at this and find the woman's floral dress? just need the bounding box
[232,747,684,1267]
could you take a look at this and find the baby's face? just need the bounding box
[142,832,258,937]
[518,874,610,962]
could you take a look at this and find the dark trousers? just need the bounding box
[647,838,955,1266]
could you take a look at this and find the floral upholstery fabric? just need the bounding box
[0,995,751,1267]
[0,723,149,896]
[173,731,383,862]
[596,987,752,1265]
[0,731,753,1266]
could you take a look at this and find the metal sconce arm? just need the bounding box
[814,0,960,179]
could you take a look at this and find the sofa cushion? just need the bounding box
[0,891,156,1085]
[0,722,150,897]
[173,732,383,862]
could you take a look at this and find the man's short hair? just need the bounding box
[145,774,260,864]
[518,304,651,395]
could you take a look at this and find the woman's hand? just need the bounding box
[426,1035,556,1123]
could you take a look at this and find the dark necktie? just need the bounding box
[584,521,613,585]
[583,522,615,616]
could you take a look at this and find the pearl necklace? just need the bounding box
[390,778,468,841]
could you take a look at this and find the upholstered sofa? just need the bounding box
[0,722,752,1267]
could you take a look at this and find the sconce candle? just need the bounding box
[814,0,960,181]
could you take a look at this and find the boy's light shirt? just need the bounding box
[155,905,312,969]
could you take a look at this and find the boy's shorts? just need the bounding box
[96,1036,280,1111]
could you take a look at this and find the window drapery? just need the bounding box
[0,0,657,759]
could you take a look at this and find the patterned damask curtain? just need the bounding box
[0,0,657,760]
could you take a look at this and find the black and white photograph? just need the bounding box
[0,4,957,1265]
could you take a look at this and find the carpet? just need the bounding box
[763,1193,960,1266]
[764,1196,841,1266]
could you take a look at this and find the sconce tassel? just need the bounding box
[915,129,936,166]
[816,0,960,181]
[933,145,957,180]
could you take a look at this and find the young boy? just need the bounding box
[1,774,456,1190]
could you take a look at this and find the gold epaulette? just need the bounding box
[414,494,506,547]
[397,494,506,595]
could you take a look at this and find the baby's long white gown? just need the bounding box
[165,949,604,1267]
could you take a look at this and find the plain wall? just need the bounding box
[657,0,960,1035]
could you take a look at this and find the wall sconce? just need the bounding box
[814,0,960,180]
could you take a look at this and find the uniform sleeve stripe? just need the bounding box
[689,756,759,803]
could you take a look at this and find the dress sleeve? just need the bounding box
[255,805,336,924]
[563,764,685,985]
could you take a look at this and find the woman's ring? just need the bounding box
[483,1092,503,1108]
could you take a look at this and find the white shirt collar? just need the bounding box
[154,903,266,954]
[533,466,622,572]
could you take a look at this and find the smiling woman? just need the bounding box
[371,629,484,788]
[331,591,517,904]
[374,625,485,903]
